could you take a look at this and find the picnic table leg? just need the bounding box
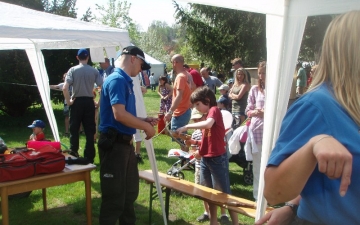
[42,188,47,211]
[1,187,9,225]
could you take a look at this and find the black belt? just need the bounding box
[115,133,133,145]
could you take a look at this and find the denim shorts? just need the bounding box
[171,108,191,131]
[200,153,231,194]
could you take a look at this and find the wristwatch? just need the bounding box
[284,202,298,215]
[167,110,174,115]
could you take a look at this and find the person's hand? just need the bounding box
[145,117,159,126]
[164,112,172,122]
[185,139,192,146]
[141,86,147,95]
[255,206,294,225]
[257,109,264,118]
[312,135,353,197]
[175,126,188,135]
[143,124,156,140]
[68,98,75,106]
[193,150,201,160]
[246,110,252,118]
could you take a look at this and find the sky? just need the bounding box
[75,0,187,31]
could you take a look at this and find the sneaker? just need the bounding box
[135,153,144,164]
[196,214,209,222]
[220,215,231,225]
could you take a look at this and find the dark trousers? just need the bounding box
[99,141,139,225]
[69,97,96,163]
[151,84,156,91]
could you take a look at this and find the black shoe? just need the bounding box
[220,215,231,225]
[135,153,144,164]
[196,214,209,222]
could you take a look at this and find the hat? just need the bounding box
[227,78,234,84]
[217,96,229,106]
[121,46,151,70]
[218,84,229,91]
[28,120,45,129]
[77,48,89,58]
[190,109,203,120]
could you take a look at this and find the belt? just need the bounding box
[115,133,133,145]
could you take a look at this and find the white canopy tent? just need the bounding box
[179,0,360,220]
[144,52,166,81]
[0,2,131,141]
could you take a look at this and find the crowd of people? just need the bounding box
[40,10,360,225]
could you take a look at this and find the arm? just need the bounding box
[264,135,352,205]
[62,82,73,106]
[157,86,163,98]
[255,196,301,225]
[216,78,223,87]
[50,84,61,91]
[176,118,215,134]
[112,104,155,139]
[233,83,250,100]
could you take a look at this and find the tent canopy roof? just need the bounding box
[0,1,130,50]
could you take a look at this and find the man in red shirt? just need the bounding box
[184,64,203,88]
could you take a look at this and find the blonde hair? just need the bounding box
[258,61,266,93]
[234,68,248,86]
[308,11,360,126]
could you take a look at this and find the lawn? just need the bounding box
[0,90,256,225]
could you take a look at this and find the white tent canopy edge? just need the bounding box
[0,2,131,141]
[178,0,360,220]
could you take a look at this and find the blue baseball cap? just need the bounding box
[77,48,89,58]
[28,120,45,129]
[217,96,229,106]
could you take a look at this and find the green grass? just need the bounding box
[0,91,255,225]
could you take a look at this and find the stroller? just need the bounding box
[225,111,254,185]
[167,149,196,180]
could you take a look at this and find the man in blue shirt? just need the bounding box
[97,46,157,225]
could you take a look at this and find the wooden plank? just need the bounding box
[139,170,273,218]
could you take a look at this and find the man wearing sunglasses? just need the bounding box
[98,45,158,225]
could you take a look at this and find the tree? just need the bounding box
[80,7,95,22]
[95,0,141,45]
[0,0,43,10]
[42,0,77,18]
[299,15,333,62]
[174,1,266,72]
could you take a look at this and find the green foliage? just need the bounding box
[0,0,80,116]
[174,1,266,70]
[299,15,333,62]
[80,7,95,22]
[0,0,44,10]
[0,50,40,117]
[95,0,141,44]
[42,0,77,18]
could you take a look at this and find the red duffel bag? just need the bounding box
[0,145,65,182]
[0,153,34,182]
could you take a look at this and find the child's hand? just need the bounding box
[193,150,201,159]
[175,126,187,135]
[185,139,192,146]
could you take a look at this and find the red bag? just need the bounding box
[27,141,61,150]
[0,145,65,182]
[0,154,34,182]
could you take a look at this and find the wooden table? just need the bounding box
[139,170,272,224]
[0,165,95,225]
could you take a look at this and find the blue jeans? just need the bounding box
[200,153,231,194]
[170,108,191,131]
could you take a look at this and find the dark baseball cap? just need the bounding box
[77,48,89,58]
[28,120,45,128]
[121,46,151,71]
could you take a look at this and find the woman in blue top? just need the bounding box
[261,11,360,225]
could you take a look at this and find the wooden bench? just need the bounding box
[139,170,272,223]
